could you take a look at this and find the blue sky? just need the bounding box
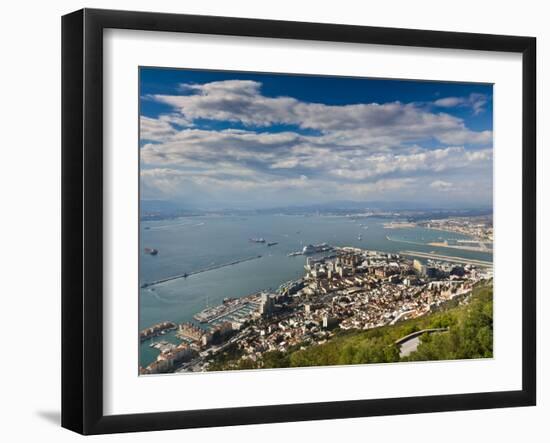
[139,67,493,209]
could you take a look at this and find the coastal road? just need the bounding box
[175,328,253,372]
[399,336,421,358]
[396,328,449,358]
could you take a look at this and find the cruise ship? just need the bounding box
[302,243,332,255]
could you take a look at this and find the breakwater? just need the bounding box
[141,255,263,289]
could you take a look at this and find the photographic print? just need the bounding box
[138,68,494,375]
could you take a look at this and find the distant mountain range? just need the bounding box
[257,200,488,212]
[140,199,492,220]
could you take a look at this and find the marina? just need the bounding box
[193,295,261,324]
[139,321,177,342]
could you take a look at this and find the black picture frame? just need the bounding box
[62,8,537,435]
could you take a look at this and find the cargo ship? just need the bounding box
[249,238,266,243]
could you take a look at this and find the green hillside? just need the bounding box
[208,282,493,371]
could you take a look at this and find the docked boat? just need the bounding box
[302,243,332,255]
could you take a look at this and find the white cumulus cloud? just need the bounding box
[140,79,493,207]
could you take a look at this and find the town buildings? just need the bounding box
[140,246,492,374]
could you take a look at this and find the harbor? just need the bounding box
[139,214,493,368]
[139,321,177,342]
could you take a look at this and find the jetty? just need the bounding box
[141,255,263,289]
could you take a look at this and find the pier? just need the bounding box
[141,255,263,289]
[400,250,492,267]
